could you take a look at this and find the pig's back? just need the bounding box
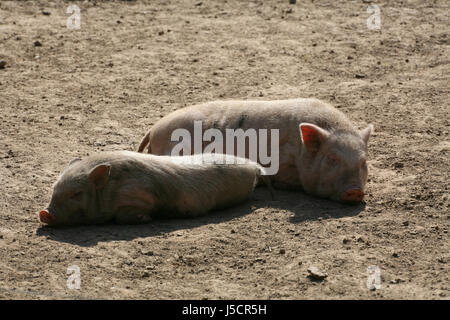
[203,98,355,131]
[140,153,260,217]
[150,98,356,154]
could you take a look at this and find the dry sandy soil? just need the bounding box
[0,0,448,300]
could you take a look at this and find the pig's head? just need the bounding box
[297,123,373,203]
[39,158,112,226]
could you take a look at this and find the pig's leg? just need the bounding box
[176,193,210,217]
[270,169,302,191]
[271,163,302,190]
[114,207,153,224]
[113,186,156,224]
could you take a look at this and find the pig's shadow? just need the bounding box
[36,188,364,247]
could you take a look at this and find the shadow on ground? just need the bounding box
[35,188,364,247]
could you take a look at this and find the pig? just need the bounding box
[39,152,271,226]
[137,98,373,203]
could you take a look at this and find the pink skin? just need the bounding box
[39,209,56,224]
[138,99,373,203]
[341,189,365,202]
[38,152,265,226]
[297,123,372,203]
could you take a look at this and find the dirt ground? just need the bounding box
[0,0,448,300]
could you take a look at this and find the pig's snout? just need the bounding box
[341,188,365,203]
[39,209,56,224]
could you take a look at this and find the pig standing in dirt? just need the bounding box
[138,98,373,203]
[39,152,269,226]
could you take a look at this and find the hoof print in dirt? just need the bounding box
[307,266,328,281]
[0,60,6,69]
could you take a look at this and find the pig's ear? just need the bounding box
[68,158,82,167]
[360,124,374,145]
[89,164,111,189]
[299,123,330,152]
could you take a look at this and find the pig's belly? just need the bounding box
[269,162,302,189]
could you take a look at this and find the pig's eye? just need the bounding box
[326,154,339,165]
[70,191,83,199]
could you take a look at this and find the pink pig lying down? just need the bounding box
[137,98,374,203]
[39,152,271,226]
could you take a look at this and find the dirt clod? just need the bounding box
[394,162,404,169]
[307,266,328,281]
